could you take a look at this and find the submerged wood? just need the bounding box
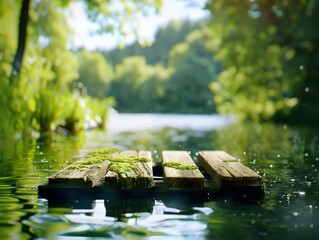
[48,159,111,188]
[198,151,262,189]
[105,150,154,190]
[162,151,205,190]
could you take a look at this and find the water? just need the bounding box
[0,114,319,239]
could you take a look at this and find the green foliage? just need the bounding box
[206,0,319,123]
[110,56,156,112]
[76,50,113,98]
[85,96,115,129]
[104,20,201,66]
[83,0,162,43]
[0,0,139,139]
[162,30,218,114]
[106,21,218,114]
[139,64,169,112]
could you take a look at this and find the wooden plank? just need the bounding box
[162,151,205,190]
[48,159,111,188]
[104,150,153,190]
[198,151,261,189]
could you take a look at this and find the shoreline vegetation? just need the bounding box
[1,1,318,140]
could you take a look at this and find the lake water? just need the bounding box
[0,114,319,239]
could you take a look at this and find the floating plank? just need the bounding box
[48,158,111,188]
[162,151,205,190]
[198,151,261,189]
[104,150,154,190]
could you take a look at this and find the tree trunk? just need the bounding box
[10,0,31,82]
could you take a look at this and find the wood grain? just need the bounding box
[198,151,261,189]
[104,150,154,190]
[48,159,110,188]
[162,151,205,190]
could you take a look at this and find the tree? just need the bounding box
[77,50,113,98]
[206,0,319,123]
[0,0,161,138]
[139,64,169,112]
[104,20,201,66]
[163,30,218,114]
[110,56,152,112]
[10,0,30,81]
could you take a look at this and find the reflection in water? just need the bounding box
[0,119,319,238]
[47,199,209,239]
[23,198,210,238]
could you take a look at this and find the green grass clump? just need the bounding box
[162,161,198,170]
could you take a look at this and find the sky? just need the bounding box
[68,0,209,51]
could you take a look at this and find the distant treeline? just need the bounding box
[77,20,220,114]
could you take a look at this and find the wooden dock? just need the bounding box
[39,149,263,202]
[198,151,262,190]
[104,150,153,189]
[162,151,205,190]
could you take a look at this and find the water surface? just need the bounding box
[0,114,318,239]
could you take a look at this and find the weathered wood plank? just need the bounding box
[48,159,111,188]
[198,151,262,189]
[162,151,205,190]
[104,150,154,190]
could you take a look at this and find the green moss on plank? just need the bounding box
[67,148,121,170]
[223,159,238,162]
[108,155,150,163]
[84,148,121,163]
[66,148,151,174]
[163,161,198,170]
[108,162,134,174]
[107,155,151,175]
